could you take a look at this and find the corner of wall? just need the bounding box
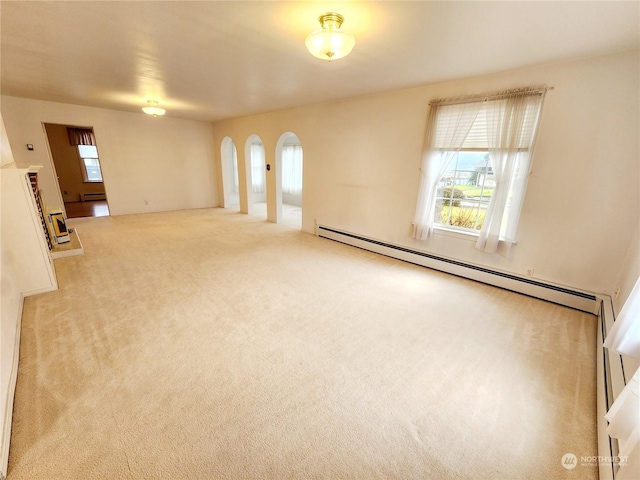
[613,219,640,314]
[0,282,24,480]
[1,113,16,167]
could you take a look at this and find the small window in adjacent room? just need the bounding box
[77,144,103,182]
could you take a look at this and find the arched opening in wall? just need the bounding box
[276,132,303,228]
[220,136,239,210]
[246,135,266,218]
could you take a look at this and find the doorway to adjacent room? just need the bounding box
[44,123,110,219]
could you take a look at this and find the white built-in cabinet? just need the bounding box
[1,165,57,295]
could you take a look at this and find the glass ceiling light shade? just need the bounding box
[142,99,166,117]
[305,12,355,61]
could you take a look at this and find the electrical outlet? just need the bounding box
[614,287,621,299]
[526,268,534,278]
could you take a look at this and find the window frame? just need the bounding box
[412,86,547,249]
[77,145,103,183]
[433,148,495,236]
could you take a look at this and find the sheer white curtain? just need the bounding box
[282,145,303,196]
[605,278,640,360]
[230,144,239,195]
[412,102,482,239]
[251,143,265,194]
[604,277,640,480]
[476,90,545,254]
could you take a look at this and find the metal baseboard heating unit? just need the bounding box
[81,192,106,201]
[316,225,597,313]
[596,295,628,480]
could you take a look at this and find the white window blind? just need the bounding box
[434,98,543,150]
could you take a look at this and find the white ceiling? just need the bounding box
[1,1,638,122]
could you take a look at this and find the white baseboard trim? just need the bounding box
[1,294,24,480]
[22,284,57,297]
[317,225,597,313]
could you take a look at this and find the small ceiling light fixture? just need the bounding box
[305,12,355,61]
[142,99,166,117]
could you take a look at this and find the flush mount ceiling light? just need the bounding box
[142,99,166,117]
[305,12,355,61]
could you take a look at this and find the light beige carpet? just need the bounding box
[9,207,597,479]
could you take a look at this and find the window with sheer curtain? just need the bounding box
[281,145,303,196]
[229,143,239,195]
[251,143,265,194]
[412,86,547,255]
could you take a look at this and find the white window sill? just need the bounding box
[433,225,479,242]
[432,226,518,246]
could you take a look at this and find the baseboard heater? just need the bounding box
[81,192,106,201]
[316,225,597,313]
[596,296,626,480]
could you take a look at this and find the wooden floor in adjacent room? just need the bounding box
[64,200,110,219]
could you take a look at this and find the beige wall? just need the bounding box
[1,114,58,478]
[1,114,15,167]
[1,97,218,216]
[212,50,639,296]
[44,123,105,203]
[613,219,640,314]
[0,113,19,477]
